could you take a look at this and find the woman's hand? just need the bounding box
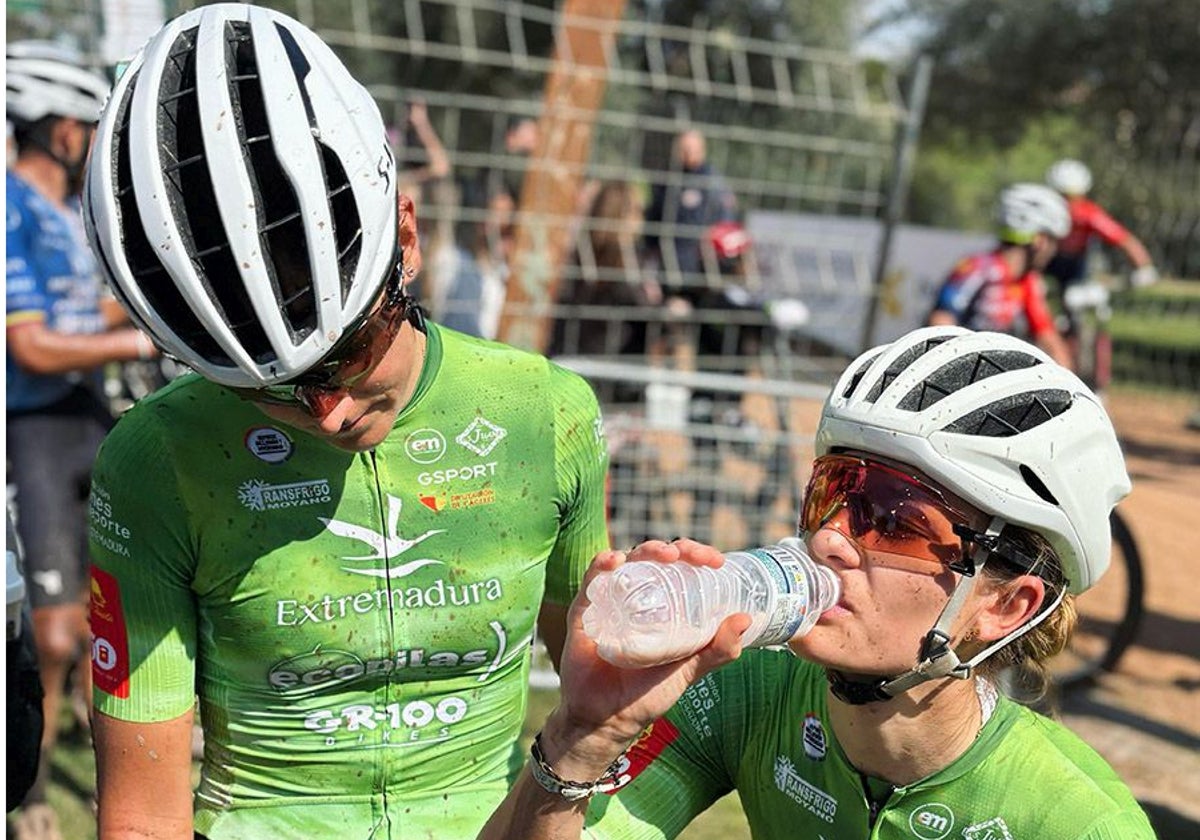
[540,540,750,778]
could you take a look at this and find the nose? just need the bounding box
[806,508,863,570]
[306,389,355,433]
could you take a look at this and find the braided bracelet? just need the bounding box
[528,731,632,801]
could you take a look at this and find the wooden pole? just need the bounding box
[497,0,627,352]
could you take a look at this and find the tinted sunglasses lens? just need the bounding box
[801,456,969,565]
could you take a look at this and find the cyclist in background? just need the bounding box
[928,183,1073,367]
[479,326,1154,840]
[1044,158,1159,294]
[82,6,609,839]
[6,41,157,840]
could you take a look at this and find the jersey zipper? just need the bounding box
[368,447,395,839]
[860,773,896,832]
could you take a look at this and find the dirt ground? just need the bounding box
[1057,390,1200,836]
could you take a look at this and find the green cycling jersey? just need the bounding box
[584,651,1154,839]
[88,324,610,839]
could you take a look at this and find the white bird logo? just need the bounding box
[319,494,445,578]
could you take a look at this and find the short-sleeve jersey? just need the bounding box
[1060,197,1131,258]
[6,171,107,411]
[88,324,610,839]
[933,251,1055,338]
[584,651,1154,839]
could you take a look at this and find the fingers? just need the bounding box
[693,612,750,677]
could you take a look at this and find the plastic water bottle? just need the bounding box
[582,537,840,668]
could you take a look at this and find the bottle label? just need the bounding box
[741,545,812,646]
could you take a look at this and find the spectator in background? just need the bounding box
[494,115,540,200]
[395,98,452,198]
[6,41,157,840]
[441,189,517,339]
[644,128,737,297]
[551,180,662,359]
[1044,159,1158,293]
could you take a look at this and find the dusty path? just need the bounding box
[1058,390,1200,836]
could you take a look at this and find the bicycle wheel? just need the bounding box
[1049,510,1145,690]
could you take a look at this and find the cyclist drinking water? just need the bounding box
[81,6,610,839]
[478,326,1153,840]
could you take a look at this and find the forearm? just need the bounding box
[8,325,152,375]
[478,710,631,840]
[1036,330,1073,369]
[1121,236,1152,268]
[95,710,195,840]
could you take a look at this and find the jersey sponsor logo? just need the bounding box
[89,484,132,557]
[607,717,680,791]
[244,426,293,463]
[320,494,445,578]
[678,674,719,739]
[269,621,512,688]
[89,566,131,699]
[961,817,1012,840]
[456,416,507,456]
[774,756,837,823]
[238,478,332,511]
[801,712,827,760]
[275,577,505,626]
[909,803,955,840]
[405,428,447,464]
[417,461,499,486]
[418,488,497,512]
[304,696,469,747]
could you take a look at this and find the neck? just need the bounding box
[827,676,982,786]
[390,320,428,412]
[999,243,1030,277]
[14,154,69,206]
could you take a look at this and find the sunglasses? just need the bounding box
[231,279,417,416]
[800,454,986,571]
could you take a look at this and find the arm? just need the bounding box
[404,100,451,183]
[7,321,154,375]
[928,309,958,327]
[478,541,749,840]
[94,709,195,840]
[1035,330,1073,369]
[538,600,570,672]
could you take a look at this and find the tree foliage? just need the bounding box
[875,0,1200,273]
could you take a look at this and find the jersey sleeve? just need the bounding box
[1022,273,1056,337]
[544,362,611,605]
[88,405,199,722]
[5,189,47,326]
[1081,202,1131,247]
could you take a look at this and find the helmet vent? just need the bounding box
[159,26,276,365]
[111,65,231,367]
[1019,464,1060,505]
[898,350,1041,411]
[228,20,317,350]
[864,335,954,403]
[942,388,1073,437]
[841,350,883,398]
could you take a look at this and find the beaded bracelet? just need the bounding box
[528,731,632,801]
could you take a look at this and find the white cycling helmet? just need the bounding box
[817,326,1130,594]
[82,3,398,388]
[995,182,1071,244]
[1046,158,1093,196]
[6,41,111,124]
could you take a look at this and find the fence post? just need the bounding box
[859,53,933,353]
[498,0,628,353]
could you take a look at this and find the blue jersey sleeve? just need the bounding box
[6,184,49,322]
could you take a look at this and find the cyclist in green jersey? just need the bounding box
[480,326,1155,840]
[80,6,609,839]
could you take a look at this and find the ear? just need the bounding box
[397,193,422,285]
[974,575,1046,642]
